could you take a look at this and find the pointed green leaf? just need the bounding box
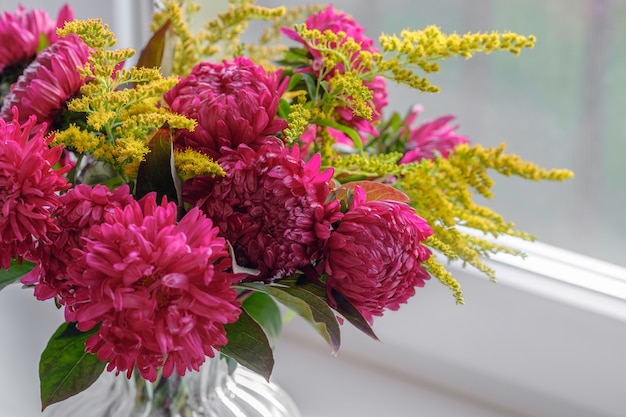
[40,323,105,410]
[286,73,303,92]
[238,281,341,354]
[242,292,282,345]
[221,309,274,381]
[277,98,291,120]
[301,72,318,99]
[0,259,35,291]
[279,279,378,342]
[329,288,378,341]
[315,119,364,151]
[135,128,179,204]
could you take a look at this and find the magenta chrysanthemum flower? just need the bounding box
[0,5,73,74]
[0,108,70,269]
[23,184,134,302]
[65,194,242,382]
[399,105,469,163]
[0,34,89,134]
[165,57,288,159]
[185,140,342,281]
[323,187,433,323]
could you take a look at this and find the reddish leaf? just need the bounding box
[336,180,411,203]
[137,20,173,72]
[135,128,180,205]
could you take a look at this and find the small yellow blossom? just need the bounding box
[283,97,312,144]
[174,148,225,181]
[59,18,195,180]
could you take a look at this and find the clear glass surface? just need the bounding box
[43,356,302,417]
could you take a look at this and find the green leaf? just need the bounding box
[0,259,35,291]
[301,72,318,100]
[277,98,291,120]
[221,309,274,381]
[40,323,106,410]
[278,279,378,342]
[242,292,282,345]
[135,128,180,205]
[238,281,341,354]
[37,33,50,53]
[315,119,364,151]
[329,288,378,341]
[286,73,303,92]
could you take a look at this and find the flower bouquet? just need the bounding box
[0,0,573,414]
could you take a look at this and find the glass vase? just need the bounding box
[43,356,301,417]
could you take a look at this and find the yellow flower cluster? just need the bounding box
[327,71,373,120]
[377,26,536,92]
[56,19,195,179]
[283,95,312,144]
[174,148,225,181]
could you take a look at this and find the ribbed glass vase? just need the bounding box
[43,356,301,417]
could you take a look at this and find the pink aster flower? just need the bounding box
[400,105,469,163]
[22,184,134,302]
[323,186,433,323]
[65,194,242,382]
[0,107,70,269]
[0,34,89,135]
[164,57,288,159]
[185,140,342,281]
[0,5,74,74]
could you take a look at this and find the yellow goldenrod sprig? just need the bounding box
[56,19,195,179]
[174,148,225,181]
[423,256,464,304]
[291,25,379,125]
[203,1,286,60]
[283,95,312,144]
[397,143,570,291]
[376,26,536,92]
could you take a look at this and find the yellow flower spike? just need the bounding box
[52,124,104,155]
[423,257,464,305]
[284,96,312,145]
[377,26,535,92]
[174,148,226,181]
[58,18,117,49]
[58,18,196,180]
[87,110,116,131]
[327,72,373,120]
